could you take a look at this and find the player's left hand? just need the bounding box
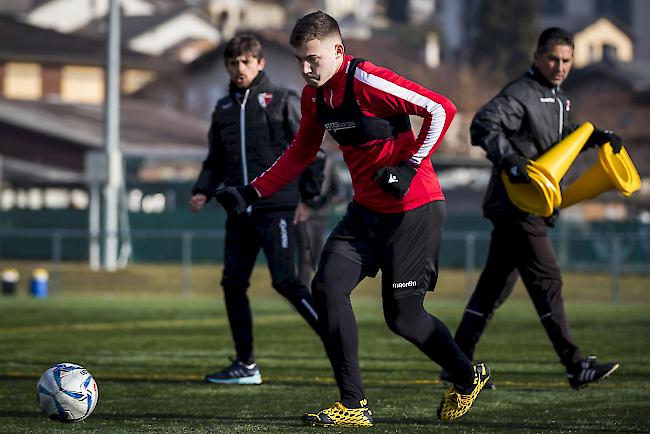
[589,128,623,154]
[544,208,560,227]
[213,185,260,215]
[373,161,417,198]
[189,194,208,213]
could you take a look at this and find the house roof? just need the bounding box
[121,6,211,40]
[540,15,634,41]
[568,58,650,92]
[75,5,210,39]
[0,98,209,158]
[0,14,169,69]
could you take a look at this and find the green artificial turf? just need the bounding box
[1,282,649,433]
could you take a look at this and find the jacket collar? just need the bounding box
[229,70,270,97]
[527,64,559,91]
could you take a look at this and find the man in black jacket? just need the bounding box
[190,34,323,385]
[446,27,621,389]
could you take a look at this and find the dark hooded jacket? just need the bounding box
[470,65,579,217]
[192,71,324,210]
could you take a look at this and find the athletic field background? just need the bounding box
[1,263,648,433]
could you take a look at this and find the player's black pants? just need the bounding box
[454,215,583,368]
[311,201,473,407]
[221,209,319,364]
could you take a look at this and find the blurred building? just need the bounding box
[0,97,208,210]
[0,0,648,219]
[134,30,305,120]
[568,17,633,67]
[438,0,650,63]
[25,0,155,32]
[77,6,222,63]
[0,15,168,104]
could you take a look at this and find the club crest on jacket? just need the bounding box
[258,92,273,108]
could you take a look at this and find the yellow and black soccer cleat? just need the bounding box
[437,362,490,421]
[302,400,374,427]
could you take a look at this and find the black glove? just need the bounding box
[544,208,559,227]
[213,185,260,215]
[587,128,622,154]
[373,161,417,198]
[501,155,531,184]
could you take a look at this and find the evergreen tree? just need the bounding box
[469,0,540,84]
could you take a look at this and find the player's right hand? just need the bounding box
[189,194,207,213]
[214,185,260,215]
[501,155,531,184]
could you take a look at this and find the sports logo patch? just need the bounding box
[565,99,571,111]
[258,92,273,108]
[324,121,356,133]
[392,280,417,289]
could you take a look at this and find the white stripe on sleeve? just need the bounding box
[354,67,447,165]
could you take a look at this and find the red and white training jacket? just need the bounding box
[252,54,456,213]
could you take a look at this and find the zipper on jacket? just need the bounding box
[239,88,252,213]
[239,88,250,183]
[552,87,563,141]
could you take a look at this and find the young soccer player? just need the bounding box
[214,12,491,426]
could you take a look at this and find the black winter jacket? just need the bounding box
[192,72,324,211]
[470,65,579,217]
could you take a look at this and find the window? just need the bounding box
[603,43,618,61]
[60,66,104,104]
[3,62,42,100]
[122,69,156,94]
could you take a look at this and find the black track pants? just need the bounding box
[221,210,319,364]
[454,215,582,368]
[312,201,473,406]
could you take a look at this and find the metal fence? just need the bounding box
[1,227,648,300]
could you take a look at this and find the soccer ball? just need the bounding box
[36,363,98,422]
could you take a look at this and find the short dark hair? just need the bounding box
[224,34,264,60]
[290,10,341,48]
[536,27,574,54]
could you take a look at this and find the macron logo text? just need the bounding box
[392,280,417,289]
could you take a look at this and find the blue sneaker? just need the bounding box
[205,358,262,385]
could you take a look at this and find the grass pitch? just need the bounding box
[0,266,649,433]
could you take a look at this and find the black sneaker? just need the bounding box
[567,356,619,389]
[205,358,262,385]
[440,368,496,390]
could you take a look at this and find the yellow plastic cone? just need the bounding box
[561,142,641,208]
[501,169,559,217]
[501,122,594,217]
[534,122,594,182]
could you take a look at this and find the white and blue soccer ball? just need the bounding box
[36,363,98,422]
